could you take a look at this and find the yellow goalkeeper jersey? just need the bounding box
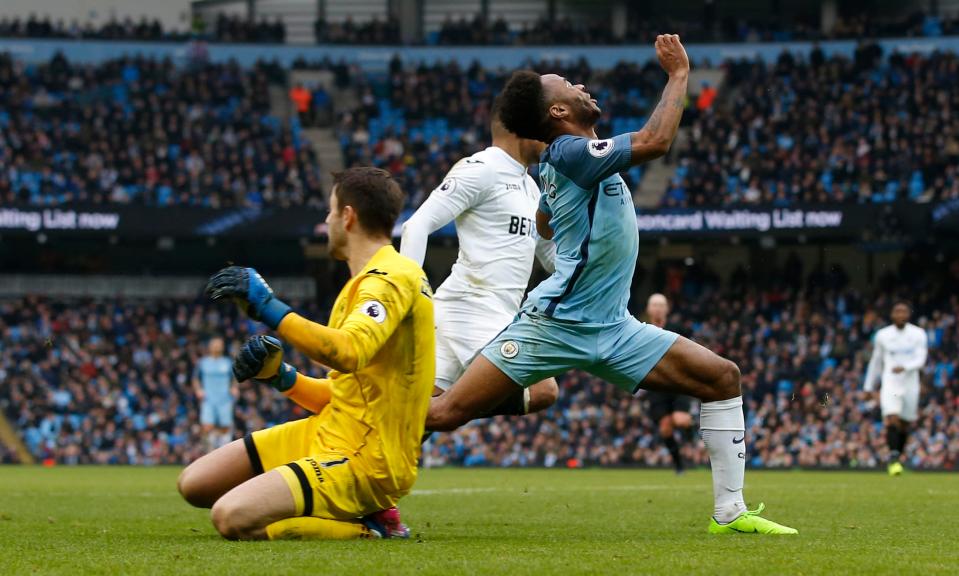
[307,245,434,499]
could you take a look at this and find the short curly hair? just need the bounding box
[498,70,550,142]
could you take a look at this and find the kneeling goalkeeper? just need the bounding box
[177,167,435,540]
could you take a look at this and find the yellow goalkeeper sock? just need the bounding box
[266,517,374,540]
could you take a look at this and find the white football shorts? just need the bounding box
[880,381,919,422]
[433,297,514,391]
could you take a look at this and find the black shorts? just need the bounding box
[647,391,692,423]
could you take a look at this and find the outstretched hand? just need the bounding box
[233,335,297,392]
[655,34,689,77]
[205,266,292,329]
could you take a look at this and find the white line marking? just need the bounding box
[410,484,692,496]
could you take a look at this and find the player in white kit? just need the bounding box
[863,301,928,476]
[401,100,559,417]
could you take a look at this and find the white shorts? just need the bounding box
[434,298,514,391]
[880,382,919,422]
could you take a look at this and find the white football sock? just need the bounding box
[700,396,747,524]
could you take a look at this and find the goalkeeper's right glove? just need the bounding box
[206,266,292,330]
[233,335,297,392]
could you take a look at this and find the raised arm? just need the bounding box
[542,36,689,190]
[277,276,412,373]
[206,266,413,374]
[630,34,689,164]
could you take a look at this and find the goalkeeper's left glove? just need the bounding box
[206,266,292,329]
[233,335,297,392]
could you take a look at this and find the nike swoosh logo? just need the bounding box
[732,436,745,444]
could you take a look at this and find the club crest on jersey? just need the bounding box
[361,301,387,323]
[437,178,457,194]
[587,139,615,158]
[500,340,519,359]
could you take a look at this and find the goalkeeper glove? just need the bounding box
[233,335,297,392]
[206,266,292,329]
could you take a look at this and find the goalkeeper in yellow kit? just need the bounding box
[177,167,435,540]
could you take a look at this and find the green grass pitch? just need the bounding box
[1,466,957,575]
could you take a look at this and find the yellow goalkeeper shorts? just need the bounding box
[244,416,388,519]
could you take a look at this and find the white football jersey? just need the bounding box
[400,145,554,315]
[863,323,928,391]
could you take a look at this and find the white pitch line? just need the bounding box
[410,484,692,496]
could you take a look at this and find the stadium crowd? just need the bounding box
[4,43,959,210]
[210,14,286,44]
[429,11,958,46]
[313,17,401,45]
[0,14,285,44]
[663,45,959,206]
[2,257,956,469]
[0,53,324,208]
[3,11,959,46]
[0,296,322,465]
[338,47,959,209]
[0,15,175,41]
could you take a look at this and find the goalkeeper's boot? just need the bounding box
[362,506,410,539]
[888,461,904,476]
[708,503,798,535]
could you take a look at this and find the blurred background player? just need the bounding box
[864,301,929,476]
[179,167,434,540]
[401,98,559,420]
[643,294,693,474]
[193,337,237,450]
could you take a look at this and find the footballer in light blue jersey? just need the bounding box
[427,35,798,535]
[526,132,637,324]
[194,337,236,449]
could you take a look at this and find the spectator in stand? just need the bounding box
[289,84,312,126]
[0,442,20,464]
[212,14,286,43]
[696,81,717,112]
[311,86,333,126]
[314,16,400,45]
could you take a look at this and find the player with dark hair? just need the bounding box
[178,166,435,540]
[863,300,928,476]
[643,294,694,474]
[427,35,796,534]
[401,98,558,418]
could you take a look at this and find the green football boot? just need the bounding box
[888,461,904,476]
[708,503,798,535]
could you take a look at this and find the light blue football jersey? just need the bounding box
[524,133,636,323]
[196,356,233,404]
